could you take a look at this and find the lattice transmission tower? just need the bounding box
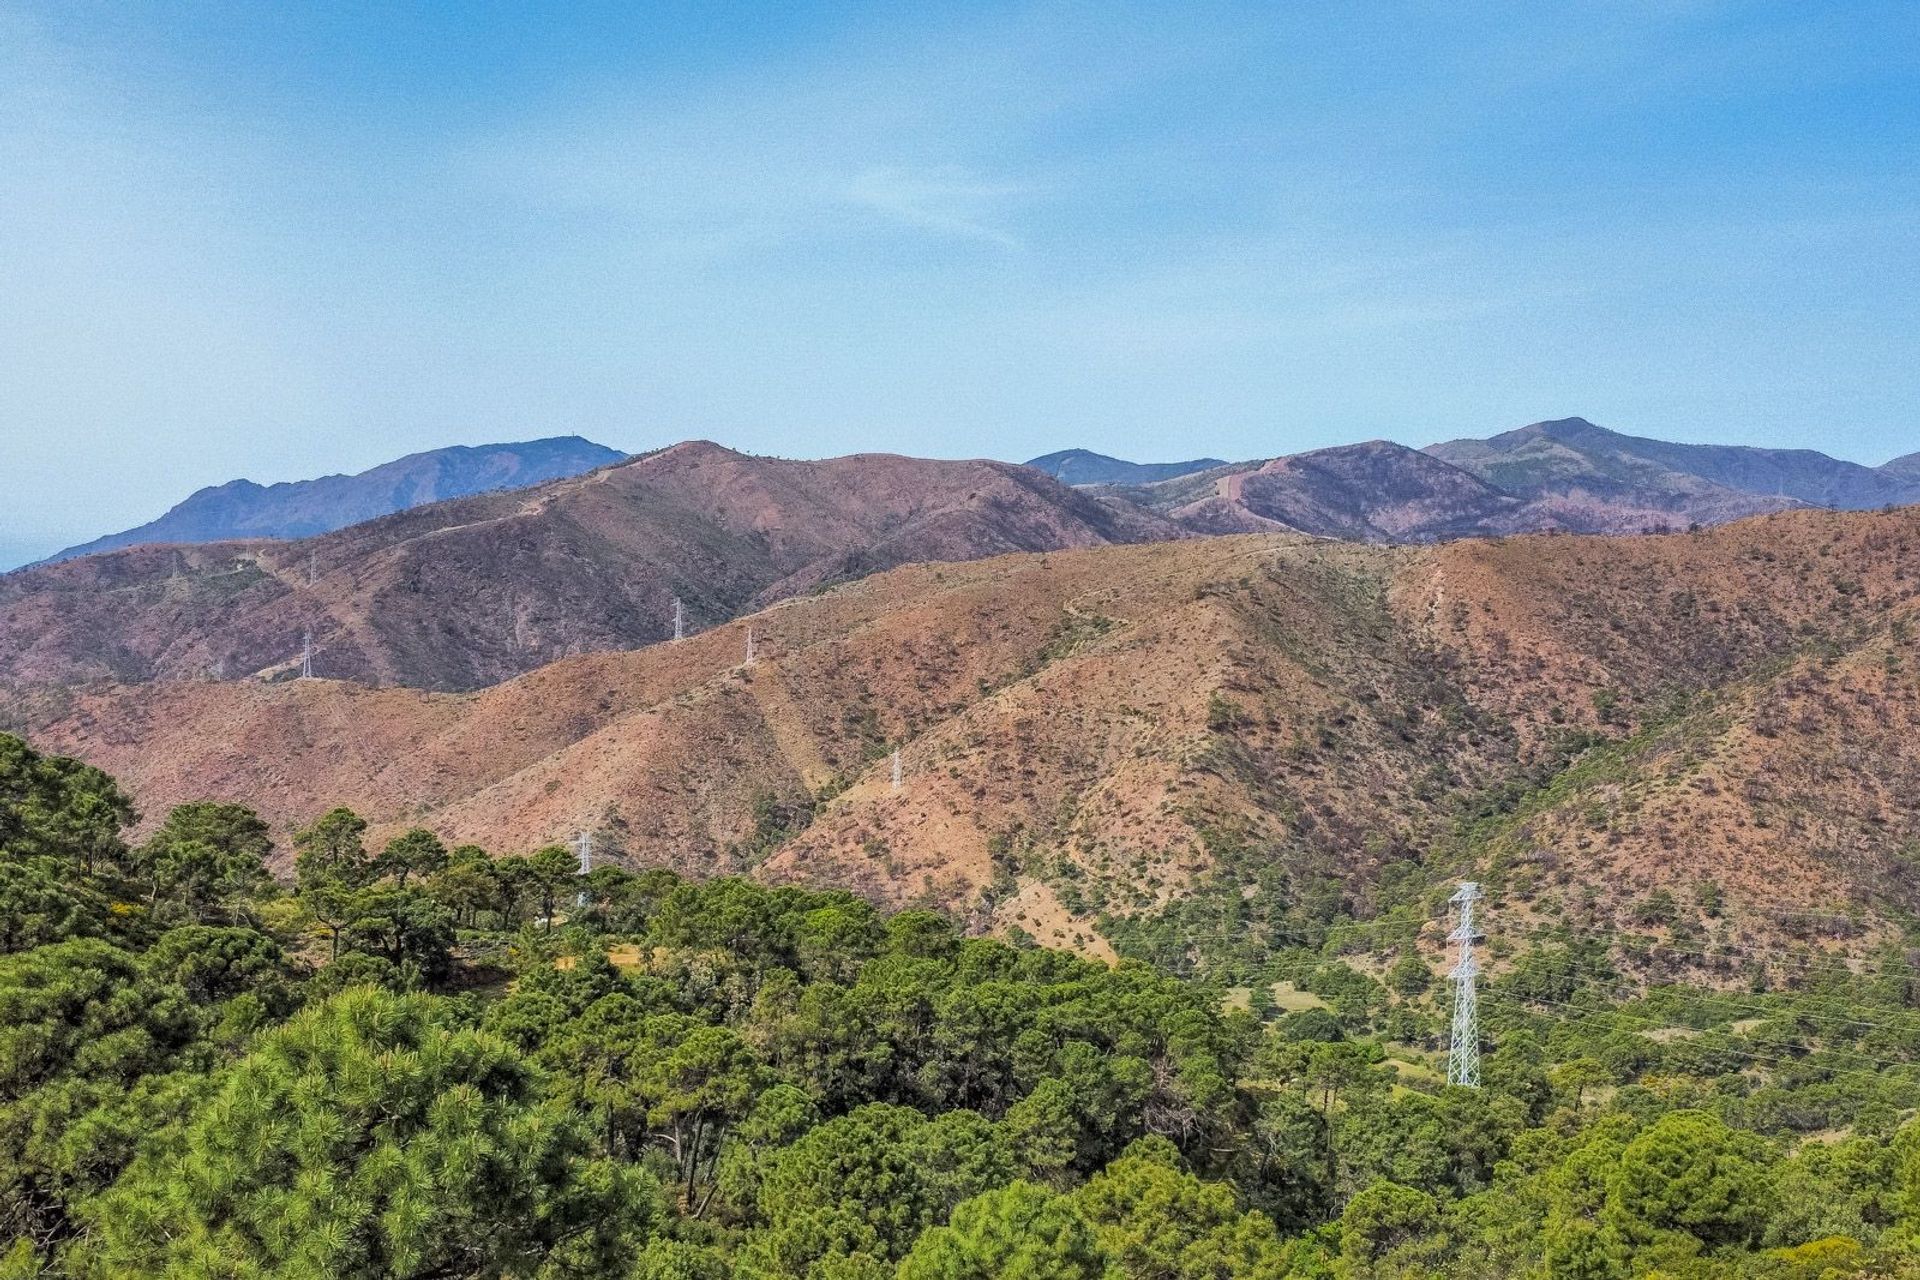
[300,630,314,680]
[673,598,685,643]
[1447,881,1484,1087]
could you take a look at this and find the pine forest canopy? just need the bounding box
[0,731,1918,1278]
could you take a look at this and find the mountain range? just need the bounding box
[1031,417,1920,540]
[4,418,1918,696]
[24,417,1915,579]
[18,506,1920,967]
[0,443,1173,691]
[40,436,625,564]
[1426,417,1919,513]
[4,412,1920,968]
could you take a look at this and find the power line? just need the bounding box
[1482,999,1920,1096]
[1497,951,1920,1020]
[1318,898,1911,984]
[1420,930,1917,991]
[1489,957,1914,1037]
[1479,989,1920,1087]
[1485,959,1920,1042]
[307,681,413,815]
[1610,937,1918,983]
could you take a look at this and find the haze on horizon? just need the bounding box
[2,1,1916,565]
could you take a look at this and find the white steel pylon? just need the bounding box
[891,748,902,792]
[574,830,592,907]
[673,598,685,643]
[744,627,756,666]
[300,630,314,679]
[1447,881,1484,1088]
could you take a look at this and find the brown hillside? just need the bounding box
[19,508,1920,962]
[1123,434,1800,541]
[0,443,1178,692]
[1170,442,1527,541]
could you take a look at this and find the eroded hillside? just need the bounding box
[0,442,1176,691]
[20,508,1920,966]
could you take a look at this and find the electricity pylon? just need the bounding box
[1447,881,1484,1087]
[673,598,685,643]
[891,748,902,792]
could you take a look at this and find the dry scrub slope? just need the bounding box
[0,443,1176,692]
[22,509,1920,956]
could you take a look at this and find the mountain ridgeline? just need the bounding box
[7,417,1916,696]
[1032,417,1920,541]
[1428,417,1920,510]
[0,443,1175,690]
[1023,448,1227,487]
[4,417,1919,975]
[43,435,626,564]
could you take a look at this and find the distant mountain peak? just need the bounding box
[1430,416,1917,513]
[1483,416,1610,447]
[1024,449,1227,487]
[644,439,743,463]
[42,436,628,565]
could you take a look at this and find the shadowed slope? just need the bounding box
[44,436,627,563]
[1423,417,1854,525]
[1025,449,1228,487]
[1159,441,1528,540]
[0,443,1179,691]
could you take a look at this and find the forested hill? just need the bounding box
[3,732,1920,1278]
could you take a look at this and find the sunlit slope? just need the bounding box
[25,508,1920,954]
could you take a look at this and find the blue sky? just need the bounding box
[2,1,1916,562]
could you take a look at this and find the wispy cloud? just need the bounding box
[843,165,1026,248]
[449,7,1195,263]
